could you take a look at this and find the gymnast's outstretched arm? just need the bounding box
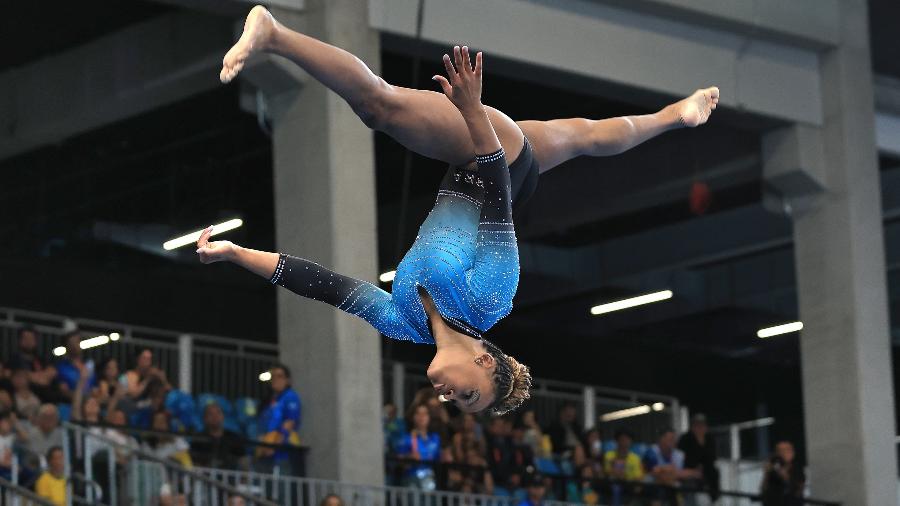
[194,227,413,340]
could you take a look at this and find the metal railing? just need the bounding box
[62,422,277,506]
[0,306,278,399]
[0,475,56,506]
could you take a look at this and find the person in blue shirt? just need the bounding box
[54,331,94,402]
[393,403,441,489]
[257,364,301,471]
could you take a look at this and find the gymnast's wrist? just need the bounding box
[459,102,487,120]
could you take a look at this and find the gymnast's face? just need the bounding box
[427,349,496,413]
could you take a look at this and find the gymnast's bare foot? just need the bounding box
[671,87,720,128]
[220,5,277,83]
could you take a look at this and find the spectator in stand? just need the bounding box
[143,411,192,466]
[18,403,63,469]
[93,357,123,408]
[124,349,170,403]
[409,387,452,443]
[510,419,536,474]
[0,411,16,480]
[566,464,601,505]
[604,428,643,506]
[678,413,719,501]
[320,494,344,506]
[257,364,302,473]
[519,409,545,458]
[54,330,95,402]
[760,440,805,506]
[582,428,605,470]
[450,413,484,462]
[546,402,582,457]
[448,441,494,494]
[518,472,547,506]
[34,446,66,506]
[485,416,515,486]
[191,403,247,470]
[10,326,57,401]
[383,403,406,454]
[10,367,41,421]
[643,427,698,506]
[394,403,441,489]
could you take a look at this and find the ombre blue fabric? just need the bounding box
[271,140,538,344]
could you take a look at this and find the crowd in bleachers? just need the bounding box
[383,389,721,506]
[0,326,303,504]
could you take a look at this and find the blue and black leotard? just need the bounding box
[269,137,539,344]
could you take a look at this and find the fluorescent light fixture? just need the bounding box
[651,402,665,412]
[600,405,652,422]
[379,270,396,283]
[80,335,110,350]
[259,371,272,382]
[163,218,243,251]
[757,321,803,339]
[590,290,673,315]
[55,333,118,356]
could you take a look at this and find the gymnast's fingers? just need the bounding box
[461,46,472,74]
[475,52,483,78]
[442,54,456,81]
[197,226,212,248]
[710,86,720,100]
[433,75,452,96]
[453,46,464,76]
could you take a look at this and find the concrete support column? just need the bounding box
[269,1,383,485]
[789,1,897,503]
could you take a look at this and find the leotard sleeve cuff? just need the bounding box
[475,149,506,165]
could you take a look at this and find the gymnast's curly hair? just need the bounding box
[481,339,532,416]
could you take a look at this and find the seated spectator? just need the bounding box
[450,413,484,462]
[124,349,170,402]
[604,429,644,481]
[546,402,582,457]
[383,403,406,454]
[678,413,719,500]
[518,472,547,506]
[604,428,643,506]
[448,442,494,495]
[320,494,344,506]
[10,367,41,421]
[54,331,95,402]
[257,364,301,474]
[394,403,441,489]
[34,446,66,506]
[510,419,536,473]
[760,440,805,506]
[9,326,57,401]
[485,416,515,486]
[18,404,63,469]
[0,411,15,480]
[582,428,604,467]
[93,357,123,408]
[566,464,601,505]
[519,410,545,458]
[143,411,192,466]
[191,404,247,470]
[643,427,698,506]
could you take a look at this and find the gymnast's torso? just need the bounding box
[269,139,539,344]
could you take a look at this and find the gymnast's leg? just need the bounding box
[221,6,524,167]
[517,87,720,172]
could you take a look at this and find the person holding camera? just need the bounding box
[760,440,805,506]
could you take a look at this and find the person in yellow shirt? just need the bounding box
[603,429,644,481]
[35,446,66,506]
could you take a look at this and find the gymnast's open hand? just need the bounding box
[195,225,237,264]
[433,46,484,114]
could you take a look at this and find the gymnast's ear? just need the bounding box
[474,353,495,369]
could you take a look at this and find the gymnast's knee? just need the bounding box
[350,79,395,131]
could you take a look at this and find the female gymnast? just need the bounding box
[198,46,530,415]
[219,6,720,211]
